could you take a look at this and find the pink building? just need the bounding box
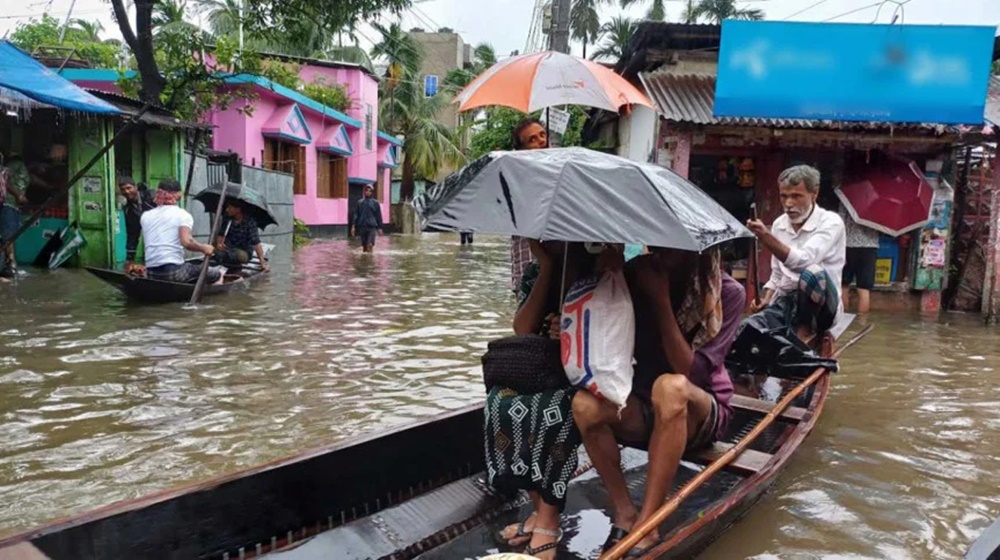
[63,59,403,233]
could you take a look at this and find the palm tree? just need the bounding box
[591,16,636,62]
[691,0,765,24]
[570,0,604,59]
[443,43,497,92]
[382,78,465,201]
[152,0,198,36]
[71,19,104,42]
[370,22,422,94]
[620,0,666,21]
[197,0,242,38]
[681,0,698,23]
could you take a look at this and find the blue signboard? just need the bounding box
[715,21,996,125]
[424,75,439,97]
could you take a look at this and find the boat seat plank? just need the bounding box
[692,443,773,476]
[730,395,807,423]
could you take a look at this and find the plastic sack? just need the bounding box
[560,269,635,409]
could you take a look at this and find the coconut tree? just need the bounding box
[691,0,764,24]
[591,16,636,62]
[570,0,605,59]
[152,0,199,36]
[443,43,497,93]
[382,78,465,200]
[370,22,422,94]
[197,0,242,37]
[70,19,105,42]
[619,0,666,21]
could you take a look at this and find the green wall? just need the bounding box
[68,118,116,269]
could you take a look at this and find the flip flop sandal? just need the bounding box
[524,527,561,558]
[496,515,535,546]
[601,526,630,553]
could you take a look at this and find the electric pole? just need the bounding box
[549,0,571,54]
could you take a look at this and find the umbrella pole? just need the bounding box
[559,241,569,305]
[749,202,762,307]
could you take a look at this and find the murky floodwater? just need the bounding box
[1,234,998,559]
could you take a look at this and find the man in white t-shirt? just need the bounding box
[139,179,222,284]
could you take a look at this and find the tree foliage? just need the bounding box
[106,0,410,112]
[468,106,589,159]
[591,16,637,62]
[9,14,122,68]
[691,0,764,23]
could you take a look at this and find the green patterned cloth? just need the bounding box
[484,386,580,508]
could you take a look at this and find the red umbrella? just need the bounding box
[835,158,933,237]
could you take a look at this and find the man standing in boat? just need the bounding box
[119,177,156,274]
[745,164,846,341]
[509,118,548,294]
[139,179,223,285]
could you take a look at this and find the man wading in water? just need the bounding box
[351,185,382,253]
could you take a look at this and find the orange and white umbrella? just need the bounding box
[453,50,653,113]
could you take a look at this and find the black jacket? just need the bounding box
[124,185,156,261]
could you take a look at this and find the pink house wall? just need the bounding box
[64,67,393,227]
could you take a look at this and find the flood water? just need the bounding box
[0,234,998,559]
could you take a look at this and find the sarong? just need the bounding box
[484,386,580,509]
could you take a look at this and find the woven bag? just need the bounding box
[481,334,568,394]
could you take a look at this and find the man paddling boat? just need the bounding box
[139,179,223,285]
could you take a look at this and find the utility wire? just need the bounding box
[822,1,883,22]
[782,0,833,20]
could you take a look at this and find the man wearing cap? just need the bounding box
[139,179,222,284]
[351,184,382,253]
[118,176,156,273]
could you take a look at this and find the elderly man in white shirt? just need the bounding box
[746,164,846,340]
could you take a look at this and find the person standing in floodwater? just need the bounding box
[351,184,383,253]
[509,118,548,294]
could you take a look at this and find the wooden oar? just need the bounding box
[188,182,229,305]
[600,323,875,560]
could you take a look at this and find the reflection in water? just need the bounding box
[1,235,999,559]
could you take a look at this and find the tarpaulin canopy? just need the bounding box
[0,41,120,115]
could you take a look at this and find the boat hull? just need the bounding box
[85,263,266,304]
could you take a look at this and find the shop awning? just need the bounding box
[0,41,120,115]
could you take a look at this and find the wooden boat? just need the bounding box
[966,517,1000,560]
[84,245,273,304]
[0,322,871,560]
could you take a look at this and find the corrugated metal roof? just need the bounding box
[639,70,1000,133]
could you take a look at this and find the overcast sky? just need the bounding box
[1,0,998,61]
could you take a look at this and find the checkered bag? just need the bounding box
[481,334,568,394]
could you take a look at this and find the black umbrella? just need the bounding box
[413,147,750,252]
[193,182,278,230]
